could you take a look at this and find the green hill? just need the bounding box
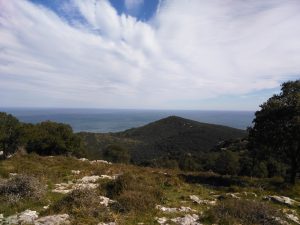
[80,116,246,163]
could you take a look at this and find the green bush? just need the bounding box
[253,161,268,178]
[0,112,21,158]
[105,172,163,212]
[103,144,130,163]
[25,121,85,157]
[50,189,111,222]
[214,150,240,175]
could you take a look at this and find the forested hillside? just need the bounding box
[79,116,246,167]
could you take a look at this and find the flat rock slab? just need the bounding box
[156,205,196,213]
[34,214,70,225]
[0,210,38,225]
[190,195,216,205]
[265,195,300,207]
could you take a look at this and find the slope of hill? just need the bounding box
[0,154,299,225]
[79,116,246,163]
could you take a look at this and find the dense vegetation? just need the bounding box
[0,115,85,158]
[249,80,300,184]
[79,116,246,168]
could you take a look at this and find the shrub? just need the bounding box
[50,189,111,221]
[0,112,21,158]
[253,161,268,178]
[104,172,163,212]
[25,121,85,157]
[103,144,130,163]
[0,174,45,204]
[206,199,284,225]
[214,150,240,175]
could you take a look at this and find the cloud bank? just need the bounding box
[0,0,299,109]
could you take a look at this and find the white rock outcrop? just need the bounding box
[78,175,101,183]
[18,210,39,224]
[71,170,80,175]
[90,160,112,165]
[52,174,118,194]
[264,195,300,207]
[190,195,216,205]
[99,196,115,207]
[171,214,201,225]
[97,223,116,225]
[34,214,70,225]
[156,205,196,213]
[156,217,168,224]
[0,210,38,224]
[0,210,69,225]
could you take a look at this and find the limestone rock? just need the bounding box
[71,170,80,175]
[4,215,18,224]
[79,158,88,161]
[99,196,115,207]
[156,205,177,213]
[156,205,196,213]
[0,210,38,225]
[100,175,117,180]
[156,217,168,224]
[78,175,101,183]
[264,195,300,206]
[90,160,112,164]
[52,182,73,194]
[34,214,70,225]
[97,223,116,225]
[18,210,39,224]
[171,214,201,225]
[190,195,216,205]
[282,209,300,224]
[286,213,300,224]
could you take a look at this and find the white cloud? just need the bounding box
[0,0,299,109]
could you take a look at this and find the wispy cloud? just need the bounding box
[0,0,299,109]
[124,0,144,15]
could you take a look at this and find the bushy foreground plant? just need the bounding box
[206,199,284,225]
[50,189,112,223]
[104,172,163,212]
[0,174,45,204]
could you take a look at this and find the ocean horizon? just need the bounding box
[0,108,254,133]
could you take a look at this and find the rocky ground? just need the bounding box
[0,154,300,225]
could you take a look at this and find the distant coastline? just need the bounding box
[0,108,254,132]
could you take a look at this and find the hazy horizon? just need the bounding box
[1,108,254,132]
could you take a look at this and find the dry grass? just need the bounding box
[0,174,45,204]
[105,172,164,212]
[49,189,112,224]
[206,199,285,225]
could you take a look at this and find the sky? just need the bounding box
[0,0,299,110]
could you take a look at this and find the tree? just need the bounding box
[25,121,85,157]
[103,144,130,163]
[0,112,21,158]
[214,150,240,175]
[249,80,300,183]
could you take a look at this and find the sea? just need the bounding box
[0,108,254,133]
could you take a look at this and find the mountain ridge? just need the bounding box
[79,116,246,162]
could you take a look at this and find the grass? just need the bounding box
[205,199,284,225]
[0,153,299,224]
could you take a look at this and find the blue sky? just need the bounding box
[0,0,299,110]
[29,0,160,21]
